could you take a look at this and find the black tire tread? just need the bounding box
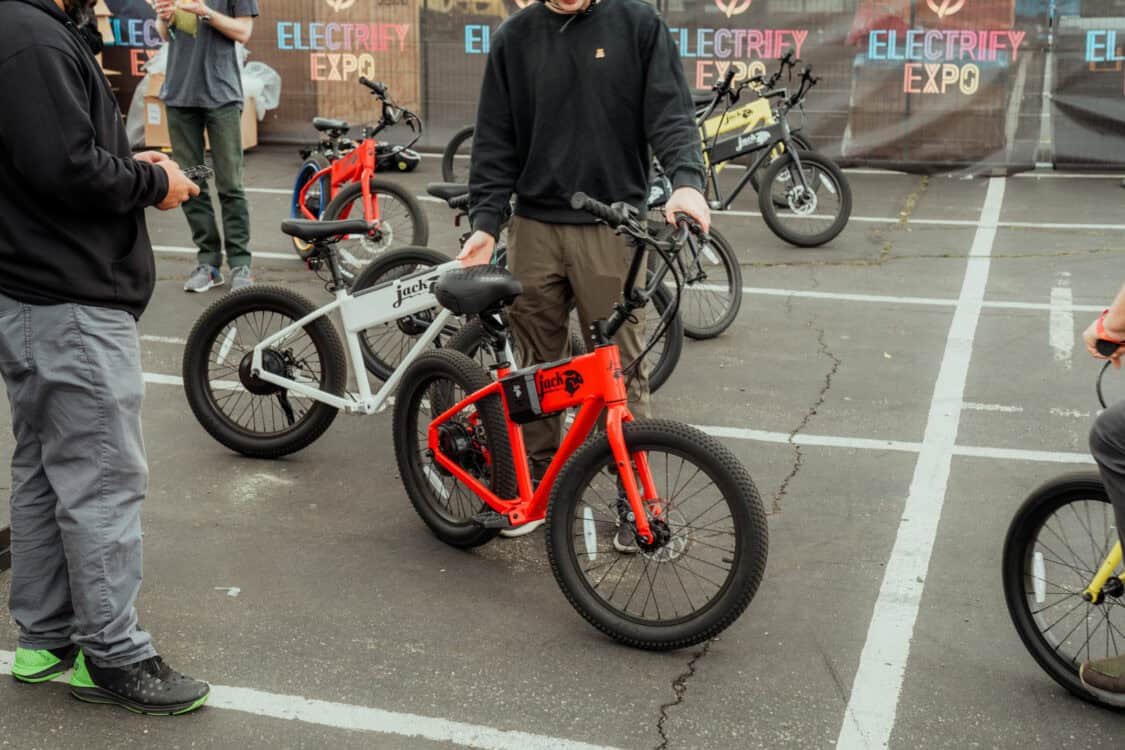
[759,149,851,248]
[545,419,768,650]
[680,226,743,340]
[321,178,430,249]
[182,286,347,459]
[392,348,517,548]
[1002,470,1114,704]
[441,125,475,184]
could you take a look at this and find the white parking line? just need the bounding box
[0,651,623,750]
[141,334,187,345]
[1050,272,1074,369]
[154,245,296,262]
[962,402,1024,413]
[245,187,293,195]
[143,369,1090,465]
[837,177,1006,750]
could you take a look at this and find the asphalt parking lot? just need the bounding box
[2,147,1124,749]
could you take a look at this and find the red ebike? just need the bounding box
[293,77,428,277]
[391,194,769,650]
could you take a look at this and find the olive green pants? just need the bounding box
[506,216,651,467]
[167,104,251,270]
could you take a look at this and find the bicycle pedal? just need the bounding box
[472,511,512,529]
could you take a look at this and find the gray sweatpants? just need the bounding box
[1090,400,1125,548]
[0,292,154,668]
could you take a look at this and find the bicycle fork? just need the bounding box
[1083,541,1125,604]
[604,407,662,546]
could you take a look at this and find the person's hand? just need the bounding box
[134,150,170,165]
[155,160,200,211]
[1083,317,1125,369]
[154,0,175,21]
[457,230,496,266]
[177,0,210,15]
[664,187,711,234]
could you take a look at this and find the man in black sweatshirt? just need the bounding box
[0,0,211,715]
[462,0,709,546]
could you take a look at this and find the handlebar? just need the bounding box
[570,192,635,228]
[358,76,387,98]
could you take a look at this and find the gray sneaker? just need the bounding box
[184,265,223,293]
[230,266,255,291]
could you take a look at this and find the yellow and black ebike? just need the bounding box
[1003,343,1125,706]
[696,58,851,248]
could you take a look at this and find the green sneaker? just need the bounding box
[70,651,210,716]
[12,645,78,683]
[1080,653,1125,707]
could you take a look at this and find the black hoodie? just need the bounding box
[0,0,169,318]
[468,0,706,239]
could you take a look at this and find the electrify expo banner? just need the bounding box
[91,0,1125,169]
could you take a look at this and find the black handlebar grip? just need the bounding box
[570,192,629,226]
[1097,339,1123,356]
[448,194,470,211]
[358,77,386,96]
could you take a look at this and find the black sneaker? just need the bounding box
[614,493,640,555]
[69,651,210,716]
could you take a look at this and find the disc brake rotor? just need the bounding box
[786,183,818,214]
[640,508,694,562]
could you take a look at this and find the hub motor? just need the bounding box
[238,349,288,396]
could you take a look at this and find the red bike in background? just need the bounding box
[291,77,428,282]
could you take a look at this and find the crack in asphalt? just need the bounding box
[655,639,714,750]
[771,325,841,515]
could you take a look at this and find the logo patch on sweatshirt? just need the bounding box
[595,48,606,58]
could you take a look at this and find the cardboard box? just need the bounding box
[143,73,258,151]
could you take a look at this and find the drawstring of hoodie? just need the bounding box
[544,0,597,32]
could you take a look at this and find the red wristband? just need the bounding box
[1097,309,1124,344]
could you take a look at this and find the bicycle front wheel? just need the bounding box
[748,132,813,207]
[664,226,742,340]
[545,419,768,650]
[349,246,460,381]
[1002,472,1125,705]
[759,149,851,248]
[441,125,474,183]
[392,349,517,548]
[321,178,429,281]
[182,287,347,458]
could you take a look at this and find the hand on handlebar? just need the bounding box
[457,230,495,267]
[664,187,711,235]
[155,160,200,211]
[1084,316,1125,368]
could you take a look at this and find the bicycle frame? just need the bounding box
[248,259,462,415]
[298,138,381,223]
[704,116,810,212]
[426,343,663,544]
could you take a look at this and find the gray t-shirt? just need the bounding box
[161,0,259,109]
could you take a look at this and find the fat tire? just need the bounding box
[392,349,518,548]
[182,286,347,458]
[321,178,430,250]
[349,246,454,381]
[759,149,851,248]
[441,125,474,184]
[545,419,768,650]
[1002,471,1117,705]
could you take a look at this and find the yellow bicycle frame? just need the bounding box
[699,96,777,173]
[1083,541,1125,604]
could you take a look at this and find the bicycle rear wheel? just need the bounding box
[1002,472,1125,705]
[641,284,683,393]
[759,149,851,248]
[441,125,474,183]
[392,349,517,548]
[545,419,768,650]
[349,246,460,381]
[321,178,429,282]
[291,153,331,259]
[182,287,347,458]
